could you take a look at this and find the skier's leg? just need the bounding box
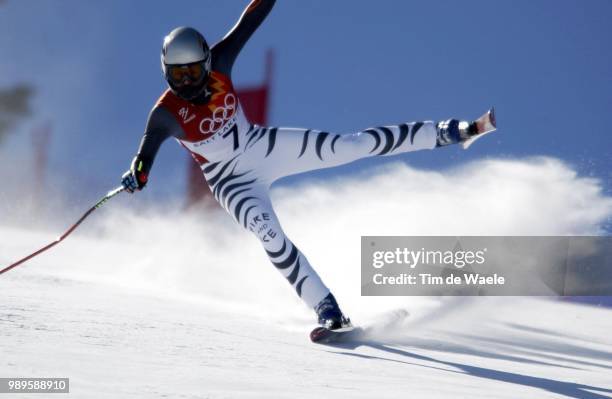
[202,169,332,309]
[243,189,332,309]
[239,109,496,182]
[239,122,438,181]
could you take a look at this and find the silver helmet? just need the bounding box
[161,27,211,101]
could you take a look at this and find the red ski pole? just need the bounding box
[0,185,125,275]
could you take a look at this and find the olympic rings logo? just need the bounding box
[199,93,237,135]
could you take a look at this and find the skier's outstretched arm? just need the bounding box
[212,0,276,76]
[121,106,180,192]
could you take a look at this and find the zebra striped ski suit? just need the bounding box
[144,70,437,308]
[124,0,446,311]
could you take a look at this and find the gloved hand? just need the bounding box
[121,156,149,193]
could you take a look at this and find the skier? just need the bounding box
[121,0,495,331]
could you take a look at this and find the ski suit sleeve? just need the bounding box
[212,0,276,77]
[129,106,181,184]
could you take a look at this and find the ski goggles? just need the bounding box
[167,62,207,86]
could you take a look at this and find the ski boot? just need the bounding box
[314,293,352,330]
[436,107,497,149]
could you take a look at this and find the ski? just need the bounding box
[462,107,497,149]
[310,309,410,344]
[310,325,364,344]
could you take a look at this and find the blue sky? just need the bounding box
[0,0,611,206]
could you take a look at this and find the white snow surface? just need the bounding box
[2,157,612,398]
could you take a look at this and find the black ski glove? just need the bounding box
[121,155,150,193]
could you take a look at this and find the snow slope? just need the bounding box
[1,158,612,398]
